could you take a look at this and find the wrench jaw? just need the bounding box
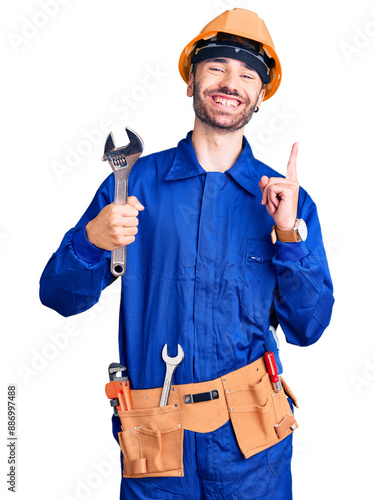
[122,127,144,157]
[102,133,125,171]
[102,128,144,172]
[162,344,185,365]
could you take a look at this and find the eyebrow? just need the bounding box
[206,57,229,64]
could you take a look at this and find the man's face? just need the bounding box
[187,57,266,132]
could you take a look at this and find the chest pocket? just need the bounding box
[240,239,277,319]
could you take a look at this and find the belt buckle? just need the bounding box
[184,389,219,404]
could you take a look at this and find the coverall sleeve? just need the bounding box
[272,190,334,346]
[39,174,115,317]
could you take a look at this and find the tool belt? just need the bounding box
[116,356,298,478]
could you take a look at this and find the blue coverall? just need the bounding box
[40,132,334,499]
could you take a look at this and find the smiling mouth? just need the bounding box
[211,95,241,108]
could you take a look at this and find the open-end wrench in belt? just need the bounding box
[102,127,143,277]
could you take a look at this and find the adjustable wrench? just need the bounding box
[102,128,143,277]
[159,344,184,407]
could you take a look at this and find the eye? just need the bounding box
[241,74,254,80]
[209,66,224,73]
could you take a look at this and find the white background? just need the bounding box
[1,0,373,498]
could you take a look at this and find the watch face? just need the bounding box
[296,219,308,241]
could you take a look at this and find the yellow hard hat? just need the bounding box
[178,8,282,101]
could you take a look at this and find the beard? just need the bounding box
[192,81,259,133]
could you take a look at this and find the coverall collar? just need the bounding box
[164,131,260,196]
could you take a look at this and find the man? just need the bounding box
[40,8,334,500]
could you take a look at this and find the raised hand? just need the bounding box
[258,143,299,231]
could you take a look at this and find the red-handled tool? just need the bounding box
[264,351,283,392]
[105,363,133,415]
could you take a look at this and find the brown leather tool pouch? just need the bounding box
[115,357,298,477]
[117,388,183,478]
[222,359,298,459]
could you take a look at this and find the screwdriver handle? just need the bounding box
[264,351,282,392]
[264,351,279,382]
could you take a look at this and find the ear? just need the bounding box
[255,86,266,111]
[186,71,194,97]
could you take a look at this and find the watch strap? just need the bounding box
[271,225,299,244]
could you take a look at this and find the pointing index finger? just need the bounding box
[286,142,298,181]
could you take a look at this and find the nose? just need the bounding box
[218,69,240,95]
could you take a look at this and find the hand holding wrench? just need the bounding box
[102,128,143,277]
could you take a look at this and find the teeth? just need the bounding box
[213,96,240,107]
